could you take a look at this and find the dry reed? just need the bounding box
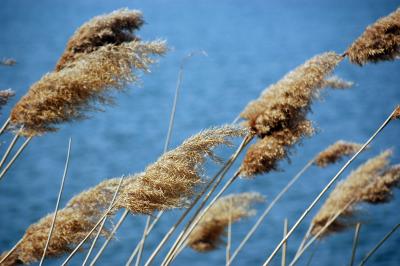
[310,150,400,236]
[55,9,144,71]
[187,192,264,252]
[314,140,363,167]
[239,52,343,177]
[116,126,247,214]
[392,105,400,120]
[347,8,400,65]
[10,40,166,136]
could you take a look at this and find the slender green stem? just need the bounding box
[282,218,288,266]
[262,107,397,266]
[0,136,32,181]
[229,159,315,264]
[359,223,400,266]
[39,138,72,266]
[350,223,362,266]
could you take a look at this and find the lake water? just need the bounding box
[0,0,399,265]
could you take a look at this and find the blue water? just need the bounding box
[0,0,400,265]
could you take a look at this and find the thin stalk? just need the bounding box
[61,173,125,266]
[163,170,241,266]
[0,117,10,136]
[350,223,362,266]
[39,138,72,266]
[305,240,320,266]
[144,134,253,266]
[229,159,315,264]
[0,130,20,169]
[0,239,23,264]
[295,224,312,256]
[0,136,32,181]
[226,200,232,266]
[359,223,400,266]
[262,107,397,266]
[282,218,288,266]
[89,210,129,266]
[81,174,126,265]
[126,211,164,266]
[130,51,207,266]
[289,201,353,266]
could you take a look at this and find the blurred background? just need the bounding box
[0,0,399,265]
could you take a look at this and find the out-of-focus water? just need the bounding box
[0,0,399,265]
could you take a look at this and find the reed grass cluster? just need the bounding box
[55,9,144,71]
[311,150,400,236]
[314,141,363,167]
[239,52,343,177]
[347,8,400,65]
[187,192,264,252]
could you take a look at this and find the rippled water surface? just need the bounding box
[0,0,399,265]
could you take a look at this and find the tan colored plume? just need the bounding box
[116,126,247,214]
[10,40,166,136]
[392,105,400,120]
[239,52,343,177]
[347,8,400,65]
[56,9,144,70]
[311,150,400,237]
[187,192,264,252]
[322,76,353,90]
[314,140,363,167]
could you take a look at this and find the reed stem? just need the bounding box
[359,223,400,266]
[0,117,10,136]
[39,138,72,266]
[0,239,23,264]
[350,223,362,266]
[262,107,397,266]
[226,201,232,266]
[0,136,32,181]
[0,131,20,169]
[229,159,315,264]
[282,218,288,266]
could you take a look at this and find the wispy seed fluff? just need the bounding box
[10,40,166,136]
[187,192,264,252]
[116,126,247,214]
[0,208,106,266]
[311,150,400,237]
[322,76,353,90]
[347,8,400,65]
[0,89,15,109]
[314,140,363,167]
[56,9,144,71]
[239,52,343,177]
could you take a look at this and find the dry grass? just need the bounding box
[239,52,343,177]
[347,8,400,65]
[322,76,353,89]
[314,140,363,167]
[56,9,144,71]
[10,40,166,136]
[187,192,264,252]
[0,89,15,109]
[116,126,247,214]
[311,150,400,237]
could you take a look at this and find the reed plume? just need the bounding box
[392,105,400,120]
[314,140,363,167]
[347,8,400,65]
[239,52,343,177]
[187,192,264,252]
[0,89,15,109]
[322,76,353,89]
[310,150,400,237]
[56,9,144,71]
[0,208,105,265]
[10,40,166,136]
[116,126,247,214]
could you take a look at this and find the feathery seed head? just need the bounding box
[311,150,398,237]
[117,126,247,214]
[347,8,400,65]
[10,40,166,136]
[314,140,363,167]
[392,105,400,120]
[56,9,144,70]
[322,76,354,90]
[187,192,264,252]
